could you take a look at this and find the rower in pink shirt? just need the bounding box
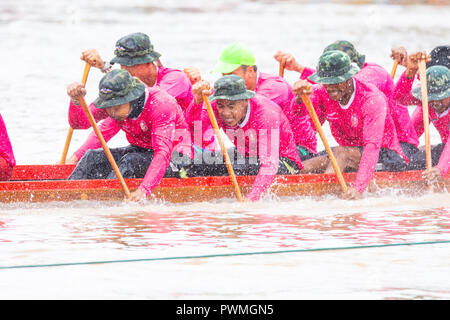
[189,75,303,202]
[274,40,419,160]
[184,42,317,160]
[292,50,408,199]
[67,69,193,202]
[0,113,15,181]
[69,63,193,161]
[392,52,450,182]
[67,32,193,164]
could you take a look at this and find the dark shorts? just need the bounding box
[406,143,445,170]
[187,147,300,177]
[69,145,191,180]
[375,142,419,172]
[315,143,416,172]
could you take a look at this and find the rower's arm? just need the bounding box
[299,66,316,82]
[410,105,425,138]
[185,99,218,149]
[392,71,420,106]
[158,68,193,106]
[68,100,108,129]
[246,118,281,201]
[436,137,450,177]
[292,84,326,126]
[352,95,386,193]
[139,109,177,195]
[72,117,121,160]
[0,114,15,167]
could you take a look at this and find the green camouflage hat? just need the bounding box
[212,43,256,74]
[323,40,366,68]
[93,69,146,109]
[308,50,360,84]
[412,65,450,101]
[110,32,161,66]
[209,75,255,101]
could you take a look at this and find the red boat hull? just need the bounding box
[0,164,448,203]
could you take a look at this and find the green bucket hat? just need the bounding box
[412,65,450,102]
[212,43,256,74]
[323,40,366,69]
[110,32,161,66]
[209,75,255,101]
[308,50,360,85]
[93,69,146,109]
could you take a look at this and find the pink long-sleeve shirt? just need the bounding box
[188,94,303,201]
[437,138,450,176]
[393,71,450,176]
[292,78,408,193]
[185,72,317,154]
[68,86,193,195]
[71,66,194,158]
[70,66,193,129]
[300,63,419,147]
[0,113,15,167]
[156,66,194,112]
[256,72,317,154]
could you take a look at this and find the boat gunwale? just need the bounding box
[0,164,442,192]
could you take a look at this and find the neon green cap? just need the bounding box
[212,43,256,74]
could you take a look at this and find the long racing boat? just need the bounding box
[0,164,448,203]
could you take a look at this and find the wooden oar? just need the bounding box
[60,126,74,164]
[77,95,131,199]
[300,91,348,193]
[390,60,399,79]
[417,57,433,192]
[60,63,91,164]
[202,91,244,202]
[279,61,285,77]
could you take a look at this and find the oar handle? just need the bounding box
[279,61,285,77]
[417,59,433,192]
[301,92,348,193]
[60,63,92,164]
[391,60,398,79]
[81,63,91,85]
[78,96,131,198]
[202,92,244,202]
[59,127,74,164]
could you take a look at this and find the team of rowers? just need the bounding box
[0,32,449,202]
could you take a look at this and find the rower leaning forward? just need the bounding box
[67,69,193,202]
[187,75,304,202]
[392,52,450,183]
[292,50,409,200]
[67,32,194,165]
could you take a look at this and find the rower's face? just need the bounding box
[430,96,450,114]
[121,62,157,87]
[216,99,248,127]
[223,66,257,91]
[106,103,131,121]
[323,79,352,102]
